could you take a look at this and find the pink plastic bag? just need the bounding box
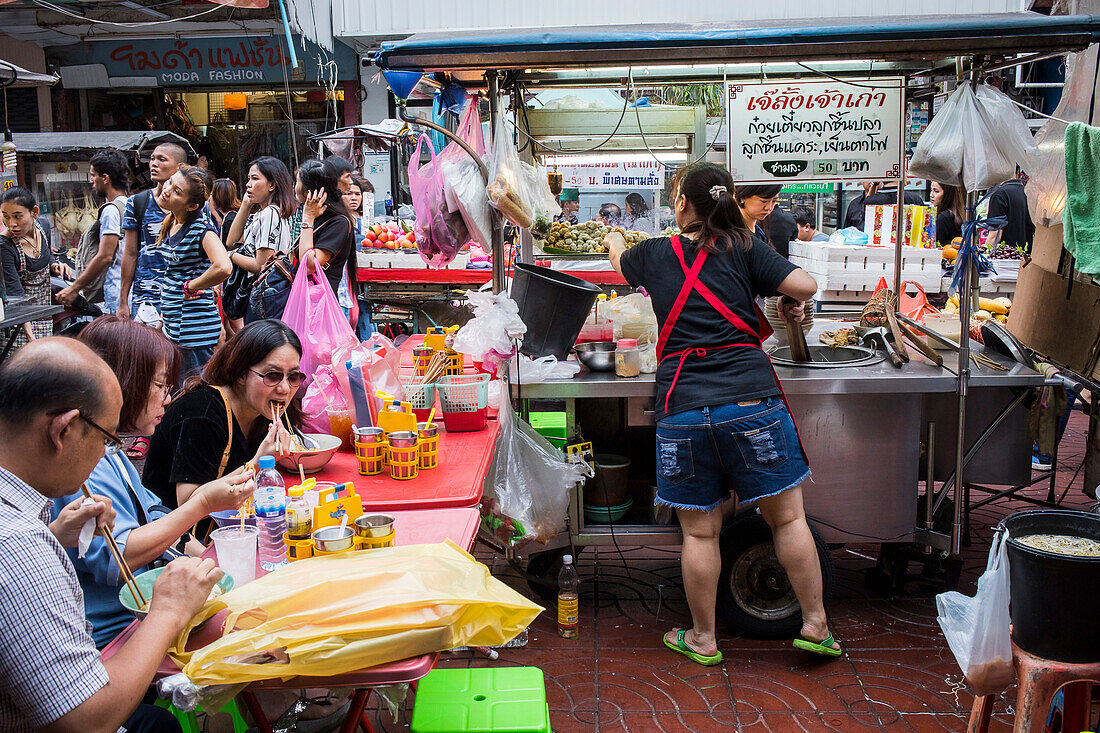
[300,364,348,434]
[281,254,357,381]
[409,134,468,269]
[440,100,492,248]
[332,333,405,427]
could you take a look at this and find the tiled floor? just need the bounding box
[363,412,1097,732]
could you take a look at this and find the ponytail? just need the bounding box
[676,163,752,253]
[155,165,213,246]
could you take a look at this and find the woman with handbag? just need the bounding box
[143,319,300,509]
[224,157,297,331]
[296,159,356,299]
[52,315,254,648]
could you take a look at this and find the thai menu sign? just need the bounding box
[554,160,665,190]
[726,78,905,184]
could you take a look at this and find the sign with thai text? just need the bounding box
[49,35,356,87]
[727,78,904,184]
[554,160,665,190]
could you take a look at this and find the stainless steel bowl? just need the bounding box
[416,422,438,438]
[574,341,616,372]
[354,426,385,443]
[387,431,418,448]
[355,513,396,538]
[312,525,356,552]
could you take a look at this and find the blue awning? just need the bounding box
[376,14,1100,73]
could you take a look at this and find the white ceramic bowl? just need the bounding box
[276,433,342,475]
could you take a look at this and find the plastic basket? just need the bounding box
[419,433,439,469]
[444,350,464,376]
[437,374,490,433]
[354,439,387,476]
[400,377,437,422]
[388,443,420,480]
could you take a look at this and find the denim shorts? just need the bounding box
[654,397,811,512]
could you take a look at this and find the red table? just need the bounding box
[357,266,626,286]
[308,420,498,512]
[102,508,481,733]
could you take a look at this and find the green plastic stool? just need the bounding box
[411,667,550,733]
[155,697,248,733]
[529,412,567,451]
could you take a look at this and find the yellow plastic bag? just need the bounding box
[170,541,542,686]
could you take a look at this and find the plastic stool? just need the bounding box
[154,697,248,733]
[411,667,550,733]
[967,642,1100,733]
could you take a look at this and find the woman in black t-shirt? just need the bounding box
[294,159,356,297]
[143,319,303,508]
[606,163,840,664]
[930,181,964,246]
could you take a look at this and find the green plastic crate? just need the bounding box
[529,412,567,450]
[411,667,550,733]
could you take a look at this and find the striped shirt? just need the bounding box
[241,204,292,255]
[160,215,222,348]
[0,467,109,732]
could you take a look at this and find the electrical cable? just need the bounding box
[32,0,226,27]
[794,61,897,89]
[805,515,917,542]
[505,76,632,155]
[627,68,724,169]
[1007,97,1075,126]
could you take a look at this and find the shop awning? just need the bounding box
[12,131,194,155]
[0,60,58,88]
[375,13,1100,75]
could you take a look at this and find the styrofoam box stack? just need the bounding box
[789,241,942,294]
[357,251,470,270]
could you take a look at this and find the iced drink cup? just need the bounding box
[211,525,259,585]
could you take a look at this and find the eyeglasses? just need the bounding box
[151,379,172,396]
[48,409,125,453]
[250,369,305,388]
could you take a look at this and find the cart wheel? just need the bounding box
[524,547,580,602]
[717,510,834,639]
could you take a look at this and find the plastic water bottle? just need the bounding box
[557,554,579,639]
[254,455,287,570]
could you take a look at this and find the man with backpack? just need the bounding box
[117,143,188,327]
[57,151,129,313]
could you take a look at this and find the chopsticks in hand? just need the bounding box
[80,483,147,609]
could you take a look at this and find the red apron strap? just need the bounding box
[655,235,708,361]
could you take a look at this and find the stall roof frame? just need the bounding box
[12,131,194,155]
[375,13,1100,79]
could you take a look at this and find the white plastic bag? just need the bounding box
[508,354,581,383]
[440,101,493,247]
[936,529,1015,696]
[452,289,527,377]
[481,408,588,545]
[486,113,534,228]
[910,84,1036,191]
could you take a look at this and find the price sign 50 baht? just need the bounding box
[727,78,904,184]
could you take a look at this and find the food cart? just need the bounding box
[375,13,1100,635]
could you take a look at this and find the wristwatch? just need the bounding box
[300,222,314,229]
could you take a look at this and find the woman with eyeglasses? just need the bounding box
[143,319,302,510]
[50,315,255,648]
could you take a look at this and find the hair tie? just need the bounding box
[710,185,728,201]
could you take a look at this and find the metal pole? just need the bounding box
[487,71,506,294]
[952,188,978,556]
[893,76,907,304]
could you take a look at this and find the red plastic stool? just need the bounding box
[967,641,1100,733]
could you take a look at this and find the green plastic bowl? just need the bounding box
[119,565,234,620]
[584,497,634,523]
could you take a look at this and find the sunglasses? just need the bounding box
[250,369,305,388]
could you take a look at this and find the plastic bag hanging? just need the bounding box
[408,133,468,269]
[439,101,493,247]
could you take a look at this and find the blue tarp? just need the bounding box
[375,14,1100,71]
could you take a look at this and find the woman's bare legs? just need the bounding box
[665,505,725,656]
[757,485,838,648]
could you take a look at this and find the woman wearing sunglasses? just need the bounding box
[50,315,255,648]
[143,319,303,510]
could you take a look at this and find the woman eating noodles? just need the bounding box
[51,315,254,647]
[143,318,301,509]
[604,162,839,665]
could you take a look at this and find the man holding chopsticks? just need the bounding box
[0,338,222,733]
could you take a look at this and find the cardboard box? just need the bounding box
[1007,260,1100,379]
[1030,224,1066,273]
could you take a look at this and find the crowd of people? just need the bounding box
[0,144,376,374]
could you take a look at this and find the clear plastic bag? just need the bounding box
[481,408,588,546]
[281,256,358,381]
[936,529,1015,696]
[452,289,527,377]
[301,364,349,435]
[508,354,581,383]
[332,333,405,428]
[828,226,870,245]
[1028,45,1098,226]
[486,114,534,228]
[408,134,467,269]
[440,101,493,248]
[910,84,1036,191]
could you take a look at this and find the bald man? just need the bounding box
[119,143,189,327]
[0,338,221,733]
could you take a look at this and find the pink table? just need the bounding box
[102,507,481,733]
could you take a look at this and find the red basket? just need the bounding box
[442,408,487,432]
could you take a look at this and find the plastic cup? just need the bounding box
[210,525,258,586]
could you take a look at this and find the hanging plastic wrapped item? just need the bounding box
[452,289,527,377]
[439,101,493,247]
[170,542,542,687]
[408,134,468,269]
[909,83,1036,192]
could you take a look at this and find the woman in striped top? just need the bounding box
[155,166,232,383]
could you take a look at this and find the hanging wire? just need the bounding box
[794,61,897,89]
[32,0,225,27]
[506,78,632,155]
[1008,97,1075,126]
[627,68,724,169]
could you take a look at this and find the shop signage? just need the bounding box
[1,172,15,191]
[726,78,904,185]
[781,182,836,194]
[554,160,665,190]
[50,36,356,87]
